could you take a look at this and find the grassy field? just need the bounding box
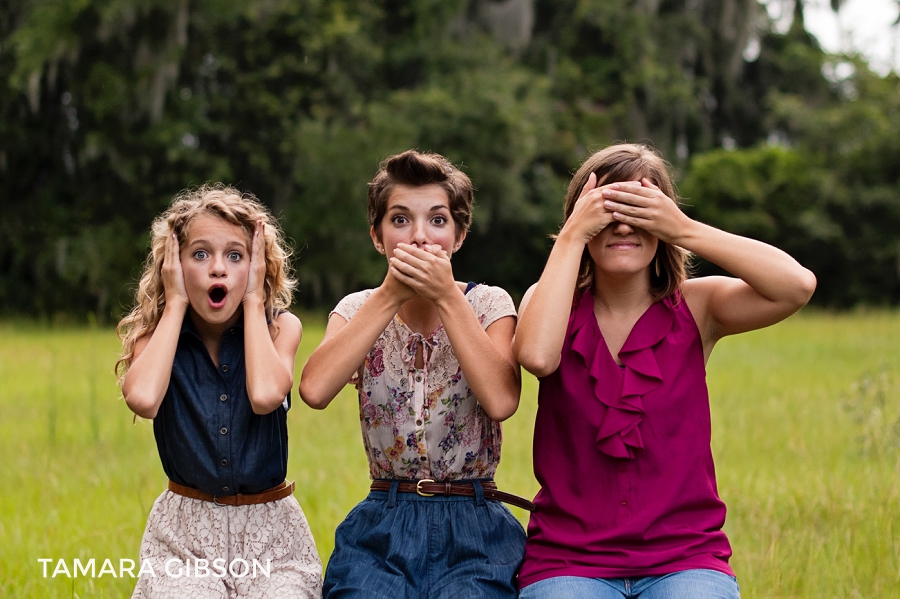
[1,310,899,598]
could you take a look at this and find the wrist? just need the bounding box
[432,283,466,313]
[164,296,189,313]
[557,223,591,246]
[373,285,407,312]
[668,217,704,249]
[241,294,266,312]
[555,228,593,256]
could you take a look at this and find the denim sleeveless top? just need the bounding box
[153,314,290,497]
[518,291,733,588]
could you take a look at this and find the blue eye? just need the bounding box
[193,250,208,260]
[227,251,242,261]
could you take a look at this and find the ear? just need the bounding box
[370,226,385,254]
[452,228,468,254]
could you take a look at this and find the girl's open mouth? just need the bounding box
[208,285,228,309]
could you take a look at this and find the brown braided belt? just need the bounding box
[370,479,536,512]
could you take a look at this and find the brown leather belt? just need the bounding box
[167,480,294,506]
[370,479,536,512]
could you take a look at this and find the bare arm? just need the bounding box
[240,222,302,414]
[299,271,415,409]
[602,179,817,351]
[122,233,189,419]
[513,173,617,377]
[243,304,302,415]
[390,243,521,421]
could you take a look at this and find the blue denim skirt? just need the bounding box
[322,480,526,599]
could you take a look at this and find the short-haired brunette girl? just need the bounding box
[513,144,817,599]
[118,184,322,598]
[299,150,530,598]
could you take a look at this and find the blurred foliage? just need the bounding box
[0,0,898,318]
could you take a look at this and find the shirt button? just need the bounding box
[621,499,627,506]
[419,456,426,461]
[619,465,627,473]
[220,394,227,402]
[223,486,229,492]
[416,419,423,426]
[221,364,228,372]
[220,427,227,434]
[415,374,422,383]
[221,459,228,466]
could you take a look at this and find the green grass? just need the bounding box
[1,311,899,598]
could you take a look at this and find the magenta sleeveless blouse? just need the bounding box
[517,290,733,588]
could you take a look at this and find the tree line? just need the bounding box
[1,0,898,319]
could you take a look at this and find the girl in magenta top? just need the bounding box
[513,144,816,598]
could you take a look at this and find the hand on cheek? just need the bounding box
[163,233,189,310]
[244,220,267,304]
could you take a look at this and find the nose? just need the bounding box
[209,253,227,277]
[612,221,634,235]
[409,219,429,247]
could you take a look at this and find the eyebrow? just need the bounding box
[186,238,248,249]
[388,205,450,212]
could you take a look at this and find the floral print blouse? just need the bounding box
[331,284,517,481]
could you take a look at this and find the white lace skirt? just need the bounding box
[132,490,322,599]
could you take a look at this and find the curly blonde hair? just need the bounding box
[116,183,295,381]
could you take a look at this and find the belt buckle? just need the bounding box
[416,479,435,497]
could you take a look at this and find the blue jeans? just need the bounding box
[518,570,740,599]
[323,480,526,598]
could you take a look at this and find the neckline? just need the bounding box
[393,313,444,339]
[584,290,656,369]
[572,289,676,366]
[392,282,479,339]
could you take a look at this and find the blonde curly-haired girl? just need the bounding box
[117,183,322,599]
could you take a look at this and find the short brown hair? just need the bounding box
[562,144,691,301]
[368,150,474,240]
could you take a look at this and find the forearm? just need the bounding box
[243,300,293,415]
[299,288,401,409]
[513,231,585,376]
[435,291,520,422]
[122,302,185,419]
[676,221,817,306]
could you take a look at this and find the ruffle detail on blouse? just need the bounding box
[570,292,674,459]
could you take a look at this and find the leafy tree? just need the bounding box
[1,0,898,316]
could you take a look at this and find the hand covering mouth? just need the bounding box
[208,284,228,307]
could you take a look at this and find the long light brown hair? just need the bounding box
[562,144,691,301]
[115,184,295,381]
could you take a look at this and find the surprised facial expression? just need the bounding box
[180,215,251,329]
[372,184,463,259]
